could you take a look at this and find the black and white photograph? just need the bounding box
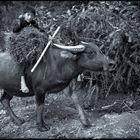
[0,0,140,138]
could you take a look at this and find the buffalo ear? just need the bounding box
[60,51,78,60]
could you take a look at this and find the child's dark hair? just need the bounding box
[23,6,36,16]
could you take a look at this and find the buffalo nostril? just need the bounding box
[110,60,115,65]
[108,59,115,67]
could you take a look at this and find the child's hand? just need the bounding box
[19,15,23,19]
[48,35,53,40]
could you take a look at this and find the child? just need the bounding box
[12,6,45,93]
[13,6,45,33]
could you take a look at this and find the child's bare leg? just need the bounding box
[21,75,29,93]
[20,64,29,93]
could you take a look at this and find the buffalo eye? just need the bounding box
[87,51,96,58]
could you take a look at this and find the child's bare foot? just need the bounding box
[21,85,29,93]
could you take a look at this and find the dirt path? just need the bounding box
[0,92,140,138]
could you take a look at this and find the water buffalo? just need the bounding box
[0,41,114,131]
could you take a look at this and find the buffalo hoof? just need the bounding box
[37,124,50,132]
[81,118,91,128]
[12,117,25,126]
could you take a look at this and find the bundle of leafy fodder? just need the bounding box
[6,26,48,64]
[35,1,140,96]
[64,1,140,96]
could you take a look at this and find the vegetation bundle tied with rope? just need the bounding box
[6,27,48,64]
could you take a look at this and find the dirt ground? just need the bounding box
[0,88,140,138]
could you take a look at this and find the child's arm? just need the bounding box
[12,17,27,33]
[13,19,22,33]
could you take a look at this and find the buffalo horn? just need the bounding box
[54,43,85,52]
[81,41,89,44]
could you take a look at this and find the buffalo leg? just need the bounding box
[0,91,25,125]
[35,92,49,131]
[68,80,91,127]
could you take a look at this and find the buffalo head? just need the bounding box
[54,41,115,72]
[78,41,115,72]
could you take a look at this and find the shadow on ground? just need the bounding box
[0,89,140,138]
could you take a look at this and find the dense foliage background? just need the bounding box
[1,1,140,98]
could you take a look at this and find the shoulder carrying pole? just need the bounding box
[31,26,60,73]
